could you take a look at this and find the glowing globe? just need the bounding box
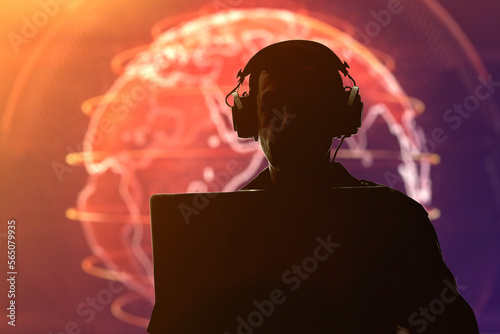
[69,8,432,326]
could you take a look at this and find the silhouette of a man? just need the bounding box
[228,40,478,333]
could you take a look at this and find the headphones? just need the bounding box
[225,40,363,141]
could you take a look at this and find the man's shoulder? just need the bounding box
[240,167,272,190]
[358,178,427,211]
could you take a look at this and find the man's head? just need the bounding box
[229,40,362,171]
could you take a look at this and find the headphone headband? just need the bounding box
[240,40,350,79]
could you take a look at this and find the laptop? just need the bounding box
[148,185,399,333]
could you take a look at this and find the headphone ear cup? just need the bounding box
[346,86,363,136]
[331,87,363,138]
[231,92,258,141]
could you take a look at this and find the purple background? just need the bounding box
[1,0,499,333]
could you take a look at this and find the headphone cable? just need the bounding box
[332,136,345,162]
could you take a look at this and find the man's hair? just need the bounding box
[247,40,344,97]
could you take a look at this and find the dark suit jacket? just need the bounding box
[237,162,479,333]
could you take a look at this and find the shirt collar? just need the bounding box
[240,162,361,190]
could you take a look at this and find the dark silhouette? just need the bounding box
[148,40,479,334]
[227,40,479,333]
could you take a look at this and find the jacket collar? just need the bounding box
[240,162,362,190]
